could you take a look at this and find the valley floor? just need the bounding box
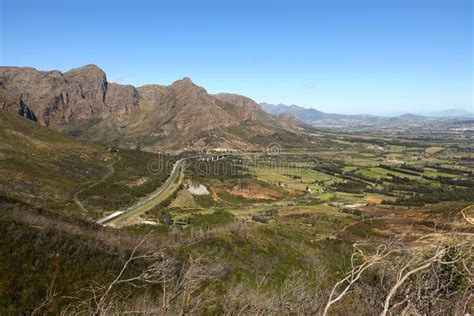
[0,112,473,314]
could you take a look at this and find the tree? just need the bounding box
[324,233,473,316]
[323,241,397,316]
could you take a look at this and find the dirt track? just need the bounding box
[73,156,122,213]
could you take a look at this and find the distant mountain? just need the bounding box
[258,102,474,134]
[0,65,299,152]
[397,113,425,119]
[260,102,473,126]
[423,109,473,117]
[260,103,324,120]
[260,102,349,122]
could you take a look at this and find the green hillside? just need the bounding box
[0,110,111,214]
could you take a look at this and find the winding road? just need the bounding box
[73,156,122,214]
[97,154,235,226]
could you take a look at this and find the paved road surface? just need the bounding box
[97,154,235,226]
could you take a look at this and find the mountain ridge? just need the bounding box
[0,65,297,152]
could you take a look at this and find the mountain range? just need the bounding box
[0,65,299,152]
[260,102,472,124]
[421,109,473,117]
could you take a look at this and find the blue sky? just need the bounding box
[1,0,472,115]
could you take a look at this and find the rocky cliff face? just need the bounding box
[105,83,139,121]
[0,65,139,141]
[0,64,295,151]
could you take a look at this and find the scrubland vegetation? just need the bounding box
[0,110,473,314]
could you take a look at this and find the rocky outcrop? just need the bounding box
[18,100,37,122]
[214,93,261,116]
[0,84,37,122]
[105,83,139,121]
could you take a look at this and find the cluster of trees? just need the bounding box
[345,137,430,149]
[422,175,474,188]
[400,164,424,173]
[283,173,302,180]
[186,158,248,181]
[383,186,474,206]
[379,164,421,176]
[339,207,363,216]
[365,187,398,197]
[313,164,343,175]
[313,165,373,186]
[384,173,413,184]
[427,164,472,176]
[330,180,368,194]
[346,171,380,184]
[251,209,278,223]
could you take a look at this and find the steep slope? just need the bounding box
[128,79,238,134]
[0,109,115,213]
[122,79,247,151]
[214,93,261,118]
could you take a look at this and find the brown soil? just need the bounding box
[228,185,279,200]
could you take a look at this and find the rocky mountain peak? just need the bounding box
[167,77,209,105]
[169,77,203,91]
[64,64,106,77]
[64,64,107,88]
